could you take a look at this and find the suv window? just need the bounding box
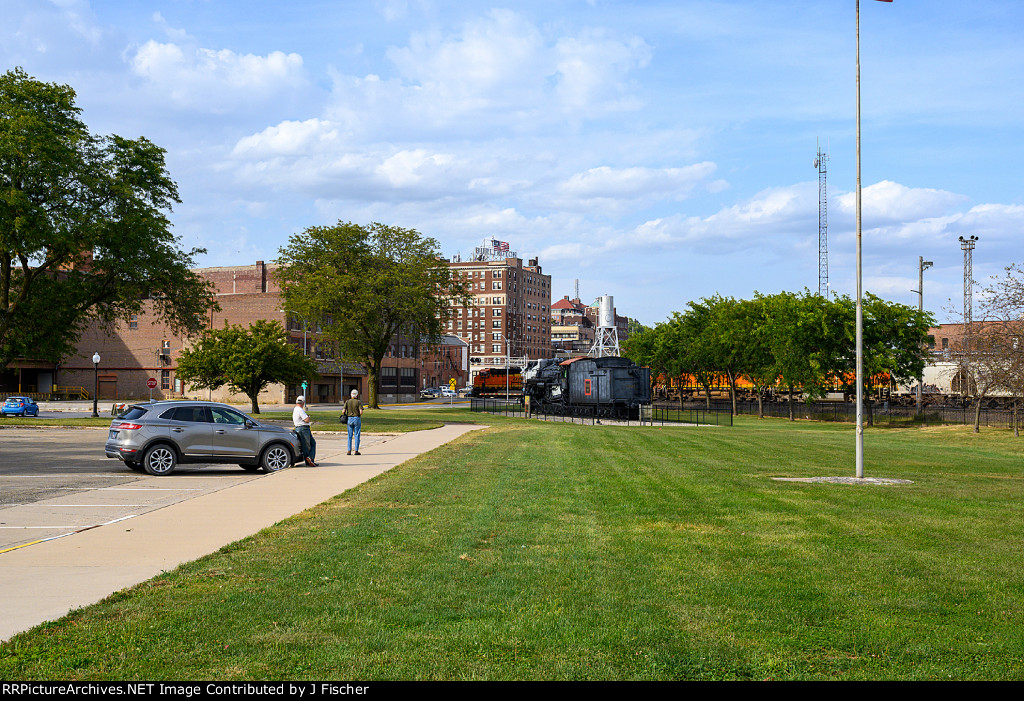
[122,407,150,420]
[162,406,210,422]
[211,407,247,425]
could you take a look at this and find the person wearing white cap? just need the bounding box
[292,395,317,466]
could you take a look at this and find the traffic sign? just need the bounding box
[147,377,157,389]
[449,378,457,390]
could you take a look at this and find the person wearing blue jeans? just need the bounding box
[292,395,317,466]
[344,389,363,455]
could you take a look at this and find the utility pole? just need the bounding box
[912,256,933,415]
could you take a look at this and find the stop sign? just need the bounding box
[147,377,157,389]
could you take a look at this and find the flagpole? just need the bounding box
[855,0,865,479]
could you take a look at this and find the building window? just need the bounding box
[129,315,138,330]
[161,370,170,390]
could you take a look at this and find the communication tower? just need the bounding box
[815,140,829,296]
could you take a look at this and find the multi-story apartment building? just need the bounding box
[445,255,552,380]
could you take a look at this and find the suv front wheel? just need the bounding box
[143,443,178,476]
[261,443,292,473]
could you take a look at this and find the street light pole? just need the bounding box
[498,333,511,404]
[914,256,933,415]
[91,352,100,418]
[281,308,310,403]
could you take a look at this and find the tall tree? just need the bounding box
[275,221,470,408]
[175,320,318,415]
[853,293,934,426]
[976,265,1024,435]
[0,68,216,364]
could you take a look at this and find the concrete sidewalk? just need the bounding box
[0,423,485,642]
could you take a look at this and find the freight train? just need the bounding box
[653,359,1016,408]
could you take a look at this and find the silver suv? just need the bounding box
[104,401,303,476]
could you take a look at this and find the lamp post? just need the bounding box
[498,333,511,405]
[281,309,310,403]
[911,256,933,415]
[91,352,100,418]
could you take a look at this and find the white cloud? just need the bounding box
[232,119,342,157]
[335,9,652,133]
[556,163,716,204]
[129,39,305,113]
[554,29,650,113]
[835,180,968,223]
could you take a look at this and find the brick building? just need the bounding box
[55,261,470,406]
[444,255,552,380]
[549,295,631,357]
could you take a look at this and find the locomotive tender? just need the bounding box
[522,356,652,419]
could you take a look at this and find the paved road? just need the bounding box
[0,427,388,553]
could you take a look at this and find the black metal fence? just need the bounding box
[470,398,732,427]
[677,399,1022,430]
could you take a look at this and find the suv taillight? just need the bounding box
[116,422,142,430]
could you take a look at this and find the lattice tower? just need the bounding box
[815,141,829,296]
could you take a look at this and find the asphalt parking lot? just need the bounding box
[0,427,276,553]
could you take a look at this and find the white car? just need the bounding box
[441,388,457,397]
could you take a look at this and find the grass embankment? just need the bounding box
[1,415,1022,680]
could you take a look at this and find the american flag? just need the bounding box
[492,239,509,252]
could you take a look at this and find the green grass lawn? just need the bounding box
[1,414,1022,680]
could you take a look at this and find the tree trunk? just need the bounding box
[788,384,794,421]
[1014,401,1019,438]
[246,389,260,415]
[756,387,764,419]
[973,397,982,433]
[368,359,381,409]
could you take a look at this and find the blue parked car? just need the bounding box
[2,396,39,417]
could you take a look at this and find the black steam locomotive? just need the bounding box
[522,356,652,420]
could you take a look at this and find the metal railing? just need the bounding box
[470,398,732,427]
[687,399,1023,430]
[0,386,92,401]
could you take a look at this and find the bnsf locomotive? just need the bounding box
[471,367,523,398]
[522,356,652,420]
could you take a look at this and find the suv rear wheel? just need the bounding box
[143,443,178,476]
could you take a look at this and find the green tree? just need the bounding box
[853,293,935,425]
[0,68,215,365]
[175,320,318,415]
[274,221,470,409]
[761,291,851,420]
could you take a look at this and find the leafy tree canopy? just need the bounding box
[274,221,470,408]
[175,319,318,415]
[0,67,216,364]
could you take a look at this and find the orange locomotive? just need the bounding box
[471,367,523,398]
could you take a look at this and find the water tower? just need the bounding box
[590,295,621,358]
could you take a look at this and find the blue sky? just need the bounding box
[4,0,1023,325]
